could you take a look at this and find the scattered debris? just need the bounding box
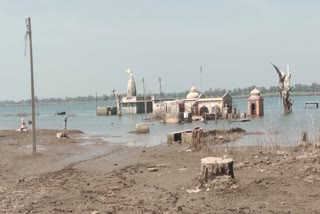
[178,168,187,172]
[187,187,201,194]
[17,178,25,184]
[156,163,169,168]
[147,167,158,172]
[56,131,69,139]
[228,127,246,133]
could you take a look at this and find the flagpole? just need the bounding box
[200,65,203,92]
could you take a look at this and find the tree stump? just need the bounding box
[199,157,234,184]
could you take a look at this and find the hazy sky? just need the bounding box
[1,0,320,101]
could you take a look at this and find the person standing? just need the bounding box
[64,116,68,130]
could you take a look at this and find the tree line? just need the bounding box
[1,83,319,106]
[146,83,320,99]
[0,95,109,106]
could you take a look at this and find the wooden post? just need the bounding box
[191,128,204,151]
[301,131,307,142]
[199,157,234,184]
[26,17,37,154]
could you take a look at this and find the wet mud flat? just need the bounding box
[1,129,320,213]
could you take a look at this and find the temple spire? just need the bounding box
[127,72,136,97]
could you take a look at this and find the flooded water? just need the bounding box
[1,95,320,147]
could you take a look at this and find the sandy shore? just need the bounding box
[1,128,320,213]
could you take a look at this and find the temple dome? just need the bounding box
[187,86,202,99]
[250,88,261,96]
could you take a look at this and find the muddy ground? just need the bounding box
[1,129,320,214]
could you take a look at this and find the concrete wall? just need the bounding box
[122,101,153,114]
[121,96,153,114]
[184,101,195,114]
[153,101,180,119]
[136,123,150,133]
[198,100,223,114]
[183,92,233,116]
[96,106,117,116]
[164,112,182,124]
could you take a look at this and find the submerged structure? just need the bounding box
[96,106,117,116]
[121,73,153,114]
[183,86,233,117]
[247,88,264,117]
[153,86,236,123]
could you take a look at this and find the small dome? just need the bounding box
[190,86,196,92]
[187,86,201,99]
[250,88,260,96]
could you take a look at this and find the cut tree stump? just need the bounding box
[199,157,234,183]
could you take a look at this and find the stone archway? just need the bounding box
[200,105,209,116]
[251,103,256,115]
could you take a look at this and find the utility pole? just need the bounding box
[143,78,147,118]
[200,65,203,93]
[26,17,36,154]
[159,77,162,117]
[159,77,162,103]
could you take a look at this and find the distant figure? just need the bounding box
[64,116,68,130]
[20,117,28,132]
